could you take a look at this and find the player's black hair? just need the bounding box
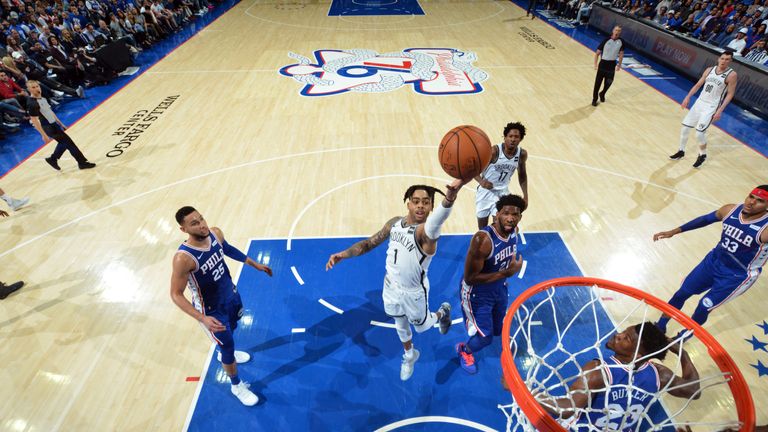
[496,194,527,212]
[721,49,735,58]
[757,185,768,192]
[175,206,197,225]
[634,322,668,361]
[403,185,445,203]
[503,122,526,140]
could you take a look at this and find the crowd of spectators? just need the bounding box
[612,0,768,65]
[0,0,220,139]
[541,0,768,66]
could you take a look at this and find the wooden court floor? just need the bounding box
[1,0,766,430]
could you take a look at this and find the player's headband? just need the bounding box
[751,188,768,201]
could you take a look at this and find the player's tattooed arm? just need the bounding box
[326,216,399,270]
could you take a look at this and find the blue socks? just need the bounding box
[230,374,241,385]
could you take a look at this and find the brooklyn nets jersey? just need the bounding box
[385,218,434,289]
[480,144,521,192]
[695,66,733,107]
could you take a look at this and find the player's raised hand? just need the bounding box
[326,252,345,271]
[201,315,226,332]
[445,178,471,202]
[653,228,680,241]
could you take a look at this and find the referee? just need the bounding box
[592,26,625,107]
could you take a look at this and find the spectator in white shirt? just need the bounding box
[726,28,749,55]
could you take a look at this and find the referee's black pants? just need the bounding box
[592,60,616,103]
[43,124,88,165]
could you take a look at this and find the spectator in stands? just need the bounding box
[744,38,768,63]
[690,2,707,22]
[680,13,699,32]
[704,22,728,44]
[653,6,670,24]
[709,24,736,48]
[11,51,85,98]
[666,10,684,29]
[726,27,749,54]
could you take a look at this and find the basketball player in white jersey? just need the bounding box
[474,122,528,229]
[326,178,470,381]
[669,50,738,168]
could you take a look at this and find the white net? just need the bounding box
[499,282,746,432]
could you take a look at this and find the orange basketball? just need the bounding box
[438,125,493,180]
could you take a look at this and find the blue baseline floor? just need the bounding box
[0,0,241,177]
[187,233,670,431]
[328,0,425,16]
[509,0,768,158]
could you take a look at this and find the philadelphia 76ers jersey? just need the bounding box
[176,232,237,314]
[571,357,661,431]
[713,205,768,274]
[385,218,434,289]
[462,225,518,292]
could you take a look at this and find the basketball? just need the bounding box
[438,125,493,180]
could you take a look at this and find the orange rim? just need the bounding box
[500,276,755,432]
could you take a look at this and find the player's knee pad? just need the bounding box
[394,316,412,342]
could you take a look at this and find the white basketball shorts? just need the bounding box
[382,275,430,326]
[682,102,718,132]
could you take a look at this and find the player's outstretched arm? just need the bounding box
[463,232,524,285]
[212,227,273,276]
[539,359,605,419]
[419,178,472,246]
[657,345,701,400]
[326,216,400,271]
[170,252,225,332]
[653,204,733,241]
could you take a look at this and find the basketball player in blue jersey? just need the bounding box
[541,323,701,431]
[474,122,529,229]
[326,178,469,381]
[170,206,273,406]
[458,194,526,374]
[654,186,768,334]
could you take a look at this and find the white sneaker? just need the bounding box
[217,350,251,364]
[400,349,420,381]
[231,382,258,406]
[10,197,29,211]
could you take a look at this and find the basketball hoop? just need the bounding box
[499,277,755,432]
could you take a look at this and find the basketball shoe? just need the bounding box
[693,154,707,168]
[9,197,29,211]
[669,150,685,160]
[217,350,251,364]
[231,381,259,406]
[400,349,420,381]
[456,343,477,374]
[438,302,452,334]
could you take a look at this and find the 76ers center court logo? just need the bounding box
[279,48,488,96]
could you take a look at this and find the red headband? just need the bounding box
[751,188,768,201]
